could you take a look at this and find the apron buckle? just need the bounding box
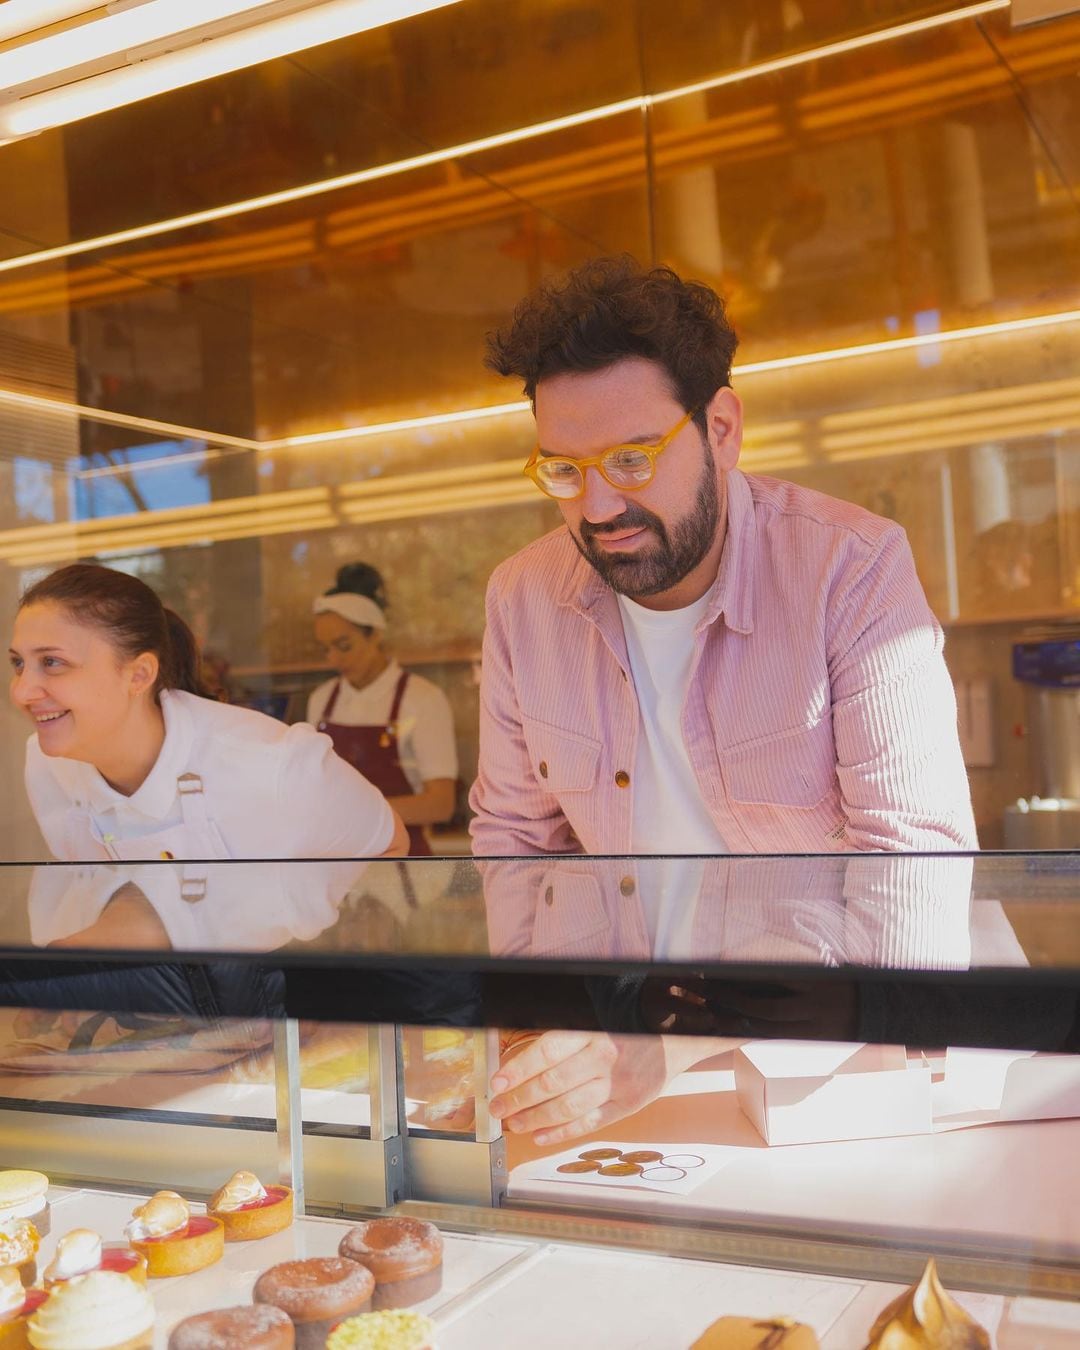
[180,876,207,903]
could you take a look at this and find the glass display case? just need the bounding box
[1,852,1080,1346]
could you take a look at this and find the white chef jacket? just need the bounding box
[24,689,396,862]
[29,860,370,950]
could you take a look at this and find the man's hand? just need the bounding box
[489,1029,672,1146]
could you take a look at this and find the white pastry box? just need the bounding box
[734,1041,933,1146]
[735,1042,1080,1146]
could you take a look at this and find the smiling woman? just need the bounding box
[8,563,408,862]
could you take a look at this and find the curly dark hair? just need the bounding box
[485,255,738,425]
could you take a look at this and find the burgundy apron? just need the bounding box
[317,671,431,857]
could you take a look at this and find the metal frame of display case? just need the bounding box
[0,1020,410,1210]
[0,1020,508,1213]
[404,1029,507,1210]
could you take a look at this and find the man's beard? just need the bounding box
[571,449,720,599]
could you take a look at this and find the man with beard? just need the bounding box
[469,255,976,861]
[468,257,977,1150]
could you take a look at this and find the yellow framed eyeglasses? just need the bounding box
[523,407,699,501]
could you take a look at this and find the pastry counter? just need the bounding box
[0,853,1078,1346]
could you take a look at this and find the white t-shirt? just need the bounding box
[25,689,396,862]
[617,589,728,949]
[306,660,458,794]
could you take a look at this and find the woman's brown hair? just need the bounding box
[19,563,212,699]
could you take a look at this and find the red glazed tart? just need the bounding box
[255,1258,374,1350]
[207,1172,293,1241]
[125,1193,223,1278]
[168,1304,295,1349]
[43,1230,147,1288]
[338,1219,443,1309]
[0,1266,46,1350]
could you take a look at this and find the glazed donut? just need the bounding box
[338,1219,443,1310]
[255,1258,374,1350]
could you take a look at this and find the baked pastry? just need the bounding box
[0,1265,47,1349]
[863,1258,990,1348]
[254,1258,375,1350]
[691,1317,820,1348]
[207,1171,293,1241]
[43,1231,146,1288]
[0,1176,49,1238]
[338,1219,443,1309]
[167,1304,295,1348]
[26,1270,153,1349]
[125,1192,222,1277]
[0,1221,40,1288]
[326,1310,437,1349]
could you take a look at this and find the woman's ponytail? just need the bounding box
[162,608,213,698]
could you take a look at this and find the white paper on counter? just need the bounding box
[512,1141,737,1196]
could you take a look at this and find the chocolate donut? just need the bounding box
[338,1219,443,1310]
[255,1258,374,1350]
[168,1305,295,1349]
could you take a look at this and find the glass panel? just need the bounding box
[0,0,1078,864]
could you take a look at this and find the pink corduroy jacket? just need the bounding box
[469,469,977,857]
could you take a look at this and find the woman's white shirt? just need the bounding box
[24,689,396,861]
[306,660,458,793]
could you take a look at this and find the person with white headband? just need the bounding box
[11,563,408,862]
[308,563,458,856]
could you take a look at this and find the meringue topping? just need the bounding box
[209,1170,267,1213]
[0,1217,39,1266]
[126,1190,188,1242]
[863,1258,991,1348]
[27,1270,153,1350]
[45,1229,102,1283]
[0,1265,25,1320]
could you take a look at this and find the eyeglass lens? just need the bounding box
[536,446,654,499]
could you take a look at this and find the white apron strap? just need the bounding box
[176,772,230,899]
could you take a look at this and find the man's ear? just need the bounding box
[705,386,743,473]
[128,651,160,698]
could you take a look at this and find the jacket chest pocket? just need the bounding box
[522,716,602,793]
[721,719,837,808]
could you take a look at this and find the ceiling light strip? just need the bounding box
[649,0,1008,106]
[0,0,1006,274]
[0,0,277,93]
[1,0,466,136]
[74,445,228,481]
[736,308,1080,377]
[0,2,100,45]
[266,399,532,449]
[0,385,260,449]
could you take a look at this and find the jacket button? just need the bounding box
[619,876,635,896]
[539,761,548,779]
[544,885,554,906]
[614,770,630,788]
